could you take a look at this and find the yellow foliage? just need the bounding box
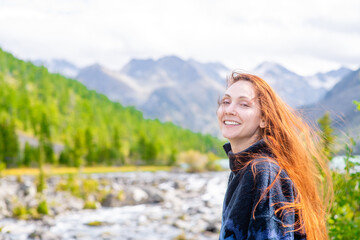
[2,166,171,176]
[178,150,209,173]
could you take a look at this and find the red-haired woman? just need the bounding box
[217,73,332,240]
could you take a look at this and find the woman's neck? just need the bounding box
[229,136,261,153]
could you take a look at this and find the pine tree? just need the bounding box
[36,144,46,194]
[0,128,5,176]
[85,128,96,166]
[23,142,32,167]
[0,118,19,167]
[111,126,124,165]
[318,112,336,160]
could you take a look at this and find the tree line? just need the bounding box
[0,48,224,168]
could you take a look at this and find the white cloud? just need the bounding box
[0,0,359,75]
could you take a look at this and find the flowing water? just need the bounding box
[0,171,228,240]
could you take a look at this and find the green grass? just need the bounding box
[2,165,171,176]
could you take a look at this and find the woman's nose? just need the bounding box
[224,103,236,115]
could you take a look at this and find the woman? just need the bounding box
[217,73,332,240]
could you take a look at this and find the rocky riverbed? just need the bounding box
[0,170,229,240]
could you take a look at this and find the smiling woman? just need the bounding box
[217,81,266,153]
[217,72,332,240]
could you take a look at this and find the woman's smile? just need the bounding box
[223,120,241,126]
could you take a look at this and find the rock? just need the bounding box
[131,187,148,203]
[101,193,122,207]
[190,219,207,233]
[42,215,56,227]
[28,230,60,240]
[0,171,229,240]
[173,219,191,230]
[120,187,149,205]
[144,187,164,203]
[25,197,39,209]
[4,198,14,214]
[0,233,11,240]
[137,214,148,225]
[67,197,84,211]
[0,199,10,218]
[49,193,84,212]
[204,218,222,234]
[163,192,183,210]
[18,181,36,198]
[100,231,116,239]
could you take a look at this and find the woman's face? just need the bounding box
[217,80,265,151]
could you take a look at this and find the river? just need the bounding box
[0,171,228,240]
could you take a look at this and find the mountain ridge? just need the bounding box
[34,56,357,137]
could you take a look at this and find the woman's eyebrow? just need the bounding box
[223,94,251,100]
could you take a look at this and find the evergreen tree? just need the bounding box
[58,146,71,166]
[23,142,32,167]
[110,126,124,165]
[72,130,86,169]
[318,112,336,160]
[0,128,4,176]
[36,144,46,194]
[167,148,178,166]
[40,112,51,140]
[84,128,96,166]
[0,118,19,167]
[0,126,4,165]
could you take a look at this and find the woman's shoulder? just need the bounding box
[251,156,281,172]
[248,156,292,185]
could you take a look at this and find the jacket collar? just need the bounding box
[223,139,270,172]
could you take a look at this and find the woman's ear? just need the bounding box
[260,119,266,128]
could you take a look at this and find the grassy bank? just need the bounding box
[2,166,172,176]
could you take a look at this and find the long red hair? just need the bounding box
[227,72,332,240]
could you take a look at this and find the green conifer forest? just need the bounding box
[0,48,224,168]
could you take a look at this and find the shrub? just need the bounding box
[86,221,105,226]
[84,201,97,209]
[328,139,360,239]
[206,152,223,171]
[56,174,81,198]
[12,205,28,220]
[37,200,49,215]
[178,150,208,173]
[117,190,125,201]
[82,178,99,197]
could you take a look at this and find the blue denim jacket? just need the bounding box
[219,140,306,240]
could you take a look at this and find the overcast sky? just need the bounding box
[0,0,359,75]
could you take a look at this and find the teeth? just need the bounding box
[224,121,240,125]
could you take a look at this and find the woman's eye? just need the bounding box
[221,99,230,105]
[239,102,250,107]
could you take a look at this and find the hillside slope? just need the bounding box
[0,48,224,167]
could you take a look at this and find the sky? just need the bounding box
[0,0,359,75]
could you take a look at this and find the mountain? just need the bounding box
[304,68,360,153]
[76,64,144,105]
[36,57,355,138]
[304,67,352,90]
[304,68,360,129]
[33,56,228,136]
[253,62,327,107]
[121,56,226,136]
[33,59,80,78]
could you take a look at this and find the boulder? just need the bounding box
[144,187,164,204]
[28,230,60,240]
[101,193,122,207]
